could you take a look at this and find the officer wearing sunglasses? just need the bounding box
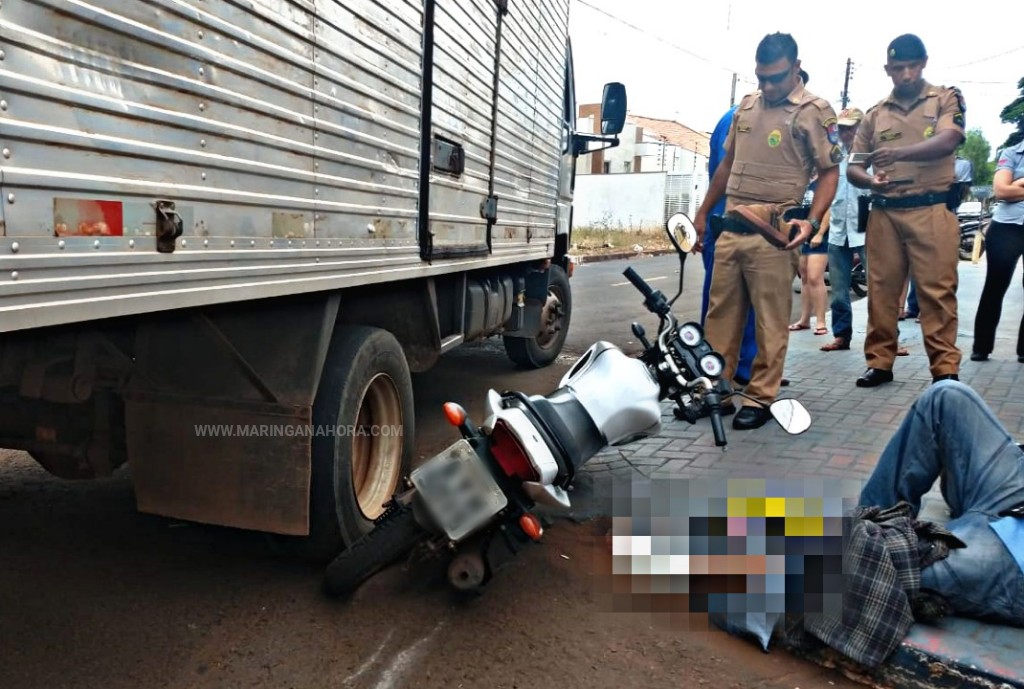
[693,32,840,431]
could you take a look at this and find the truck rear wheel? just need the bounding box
[503,265,571,368]
[279,325,414,561]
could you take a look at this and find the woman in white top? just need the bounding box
[970,141,1024,362]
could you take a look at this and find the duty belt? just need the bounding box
[714,216,757,234]
[870,191,949,209]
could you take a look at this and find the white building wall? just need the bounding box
[573,171,710,231]
[572,172,667,229]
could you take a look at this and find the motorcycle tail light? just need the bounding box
[490,420,540,482]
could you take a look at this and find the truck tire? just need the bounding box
[322,504,425,597]
[278,325,414,562]
[503,264,572,368]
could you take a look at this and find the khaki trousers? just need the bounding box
[705,232,798,405]
[864,204,961,376]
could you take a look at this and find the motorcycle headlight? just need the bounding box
[678,322,703,347]
[699,353,725,378]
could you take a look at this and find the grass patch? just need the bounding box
[571,227,674,254]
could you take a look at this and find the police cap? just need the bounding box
[887,34,927,61]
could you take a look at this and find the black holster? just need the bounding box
[857,196,871,233]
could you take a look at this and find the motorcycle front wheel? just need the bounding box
[322,503,426,597]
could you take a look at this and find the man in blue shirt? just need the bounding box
[702,104,757,385]
[821,107,870,351]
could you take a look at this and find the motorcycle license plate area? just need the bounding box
[410,439,508,542]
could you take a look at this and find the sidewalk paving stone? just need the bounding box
[581,256,1024,687]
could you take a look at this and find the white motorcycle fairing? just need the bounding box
[479,342,661,511]
[558,341,662,446]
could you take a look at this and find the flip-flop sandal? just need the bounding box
[821,339,850,351]
[897,347,909,356]
[814,327,829,335]
[788,323,810,331]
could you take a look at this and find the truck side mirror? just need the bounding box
[600,82,626,135]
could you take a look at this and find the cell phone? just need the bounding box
[848,152,871,164]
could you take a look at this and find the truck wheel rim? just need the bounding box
[536,288,565,349]
[351,373,403,521]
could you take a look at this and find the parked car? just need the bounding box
[957,201,987,221]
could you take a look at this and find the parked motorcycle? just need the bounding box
[321,215,812,598]
[959,216,989,262]
[850,253,867,297]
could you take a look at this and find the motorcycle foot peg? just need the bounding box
[448,552,488,591]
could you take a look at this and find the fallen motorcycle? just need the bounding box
[321,214,811,598]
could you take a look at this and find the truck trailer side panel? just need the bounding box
[0,0,559,334]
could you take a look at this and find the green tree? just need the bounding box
[958,129,994,186]
[1000,76,1024,149]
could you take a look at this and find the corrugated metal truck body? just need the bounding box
[0,0,623,551]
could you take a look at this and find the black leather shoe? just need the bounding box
[780,378,790,387]
[732,406,772,430]
[932,374,959,384]
[855,368,894,388]
[970,352,989,362]
[1018,356,1024,363]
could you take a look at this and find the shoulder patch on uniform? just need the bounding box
[740,93,759,110]
[830,144,843,164]
[953,113,966,127]
[825,118,839,145]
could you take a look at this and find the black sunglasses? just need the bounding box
[757,69,793,86]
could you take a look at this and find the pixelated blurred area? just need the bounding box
[593,477,863,640]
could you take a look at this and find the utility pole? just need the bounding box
[730,72,738,107]
[841,58,852,109]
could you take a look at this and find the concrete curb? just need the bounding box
[570,248,679,265]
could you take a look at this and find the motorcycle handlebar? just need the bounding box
[708,408,727,447]
[703,391,728,447]
[623,267,671,318]
[623,267,655,300]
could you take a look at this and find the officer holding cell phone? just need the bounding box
[847,33,966,388]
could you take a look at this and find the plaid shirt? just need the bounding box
[802,502,965,668]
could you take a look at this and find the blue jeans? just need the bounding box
[702,228,757,381]
[827,240,866,342]
[906,280,919,316]
[859,381,1024,624]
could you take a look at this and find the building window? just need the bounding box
[623,161,632,172]
[603,161,610,174]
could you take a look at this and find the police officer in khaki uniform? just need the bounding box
[694,32,840,430]
[848,34,966,387]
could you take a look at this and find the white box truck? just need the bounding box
[0,0,624,558]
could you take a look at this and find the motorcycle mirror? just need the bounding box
[665,213,698,254]
[769,399,812,435]
[665,213,697,305]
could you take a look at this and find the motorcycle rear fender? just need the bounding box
[522,482,572,509]
[481,400,560,484]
